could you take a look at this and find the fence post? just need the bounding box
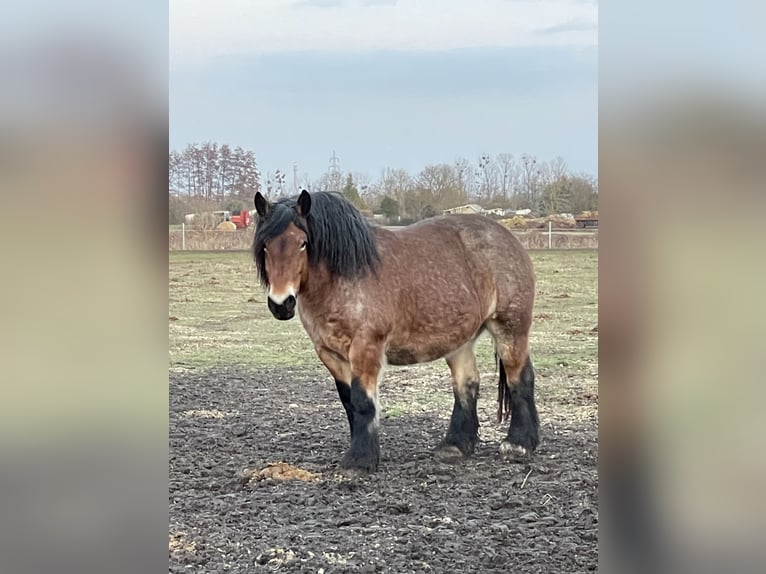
[548,221,552,249]
[182,222,186,251]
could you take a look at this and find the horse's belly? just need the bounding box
[385,346,422,366]
[385,340,463,366]
[385,306,484,365]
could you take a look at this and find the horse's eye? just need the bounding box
[299,241,307,251]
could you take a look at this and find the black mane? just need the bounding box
[253,191,379,287]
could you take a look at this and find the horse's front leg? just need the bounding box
[318,348,354,436]
[340,338,383,472]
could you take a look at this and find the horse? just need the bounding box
[252,189,538,472]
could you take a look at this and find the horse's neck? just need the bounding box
[296,267,343,343]
[299,267,361,315]
[299,265,338,313]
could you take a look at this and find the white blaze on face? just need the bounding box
[268,285,296,305]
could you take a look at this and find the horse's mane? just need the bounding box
[253,191,379,287]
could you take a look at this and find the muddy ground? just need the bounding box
[169,366,597,573]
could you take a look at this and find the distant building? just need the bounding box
[443,204,483,215]
[575,215,599,228]
[504,208,532,217]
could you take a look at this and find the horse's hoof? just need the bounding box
[337,466,367,479]
[340,453,379,474]
[499,441,529,458]
[434,444,465,463]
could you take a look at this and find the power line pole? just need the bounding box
[329,150,340,175]
[328,150,341,191]
[293,162,298,193]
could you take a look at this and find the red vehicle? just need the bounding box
[229,210,251,229]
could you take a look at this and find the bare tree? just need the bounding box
[496,153,518,203]
[352,171,375,205]
[402,187,436,220]
[219,144,232,199]
[169,150,184,194]
[519,154,543,209]
[454,157,476,202]
[568,173,599,214]
[539,175,574,216]
[274,169,287,196]
[546,156,568,182]
[476,154,501,204]
[264,172,274,198]
[169,142,260,201]
[378,168,416,214]
[417,164,465,210]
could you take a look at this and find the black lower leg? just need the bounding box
[506,356,540,451]
[335,379,354,436]
[442,380,480,455]
[339,378,380,472]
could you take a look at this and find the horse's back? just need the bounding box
[396,215,535,317]
[379,214,534,312]
[391,215,532,277]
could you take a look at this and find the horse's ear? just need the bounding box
[254,192,271,217]
[296,189,311,217]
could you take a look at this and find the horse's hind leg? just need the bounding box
[492,330,540,456]
[438,342,481,458]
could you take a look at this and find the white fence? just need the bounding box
[170,222,597,251]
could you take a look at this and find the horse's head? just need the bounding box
[253,190,312,321]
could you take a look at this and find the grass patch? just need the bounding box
[169,250,317,369]
[383,404,409,418]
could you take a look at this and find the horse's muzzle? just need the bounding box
[268,295,296,320]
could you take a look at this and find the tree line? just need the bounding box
[169,142,261,201]
[169,143,597,224]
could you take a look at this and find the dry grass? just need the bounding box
[169,532,197,556]
[247,463,320,483]
[182,409,236,419]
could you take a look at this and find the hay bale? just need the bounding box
[499,216,534,229]
[217,221,237,231]
[545,215,577,229]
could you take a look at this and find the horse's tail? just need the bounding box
[496,351,512,423]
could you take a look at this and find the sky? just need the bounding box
[170,0,598,183]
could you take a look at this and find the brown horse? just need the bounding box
[253,190,538,472]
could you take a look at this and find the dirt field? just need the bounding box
[169,250,598,573]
